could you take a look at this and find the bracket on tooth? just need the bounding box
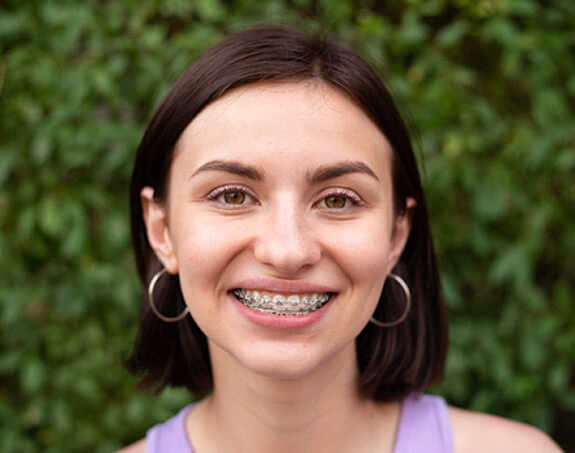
[234,289,332,315]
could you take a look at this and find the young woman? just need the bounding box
[120,25,561,453]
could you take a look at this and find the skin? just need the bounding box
[119,82,562,453]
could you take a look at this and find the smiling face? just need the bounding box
[142,82,412,381]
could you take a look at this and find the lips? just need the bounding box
[233,289,333,316]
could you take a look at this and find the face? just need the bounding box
[142,82,412,381]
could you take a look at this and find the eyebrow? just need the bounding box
[307,161,380,184]
[191,160,264,181]
[190,159,379,184]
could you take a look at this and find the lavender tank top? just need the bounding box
[146,394,453,452]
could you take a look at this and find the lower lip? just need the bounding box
[230,293,334,330]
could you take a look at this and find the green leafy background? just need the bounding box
[1,0,573,451]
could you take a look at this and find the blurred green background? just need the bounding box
[1,0,574,451]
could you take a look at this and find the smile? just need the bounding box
[233,289,332,316]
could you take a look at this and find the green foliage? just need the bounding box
[1,0,573,451]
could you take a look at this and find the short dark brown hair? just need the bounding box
[127,24,448,400]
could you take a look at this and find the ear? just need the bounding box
[141,187,179,274]
[385,197,416,275]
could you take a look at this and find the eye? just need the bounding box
[223,191,246,205]
[206,185,256,207]
[324,195,347,209]
[316,188,365,210]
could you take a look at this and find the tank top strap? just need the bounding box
[146,404,195,453]
[146,395,453,452]
[393,393,454,453]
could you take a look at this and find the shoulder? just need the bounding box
[115,439,146,453]
[448,406,563,453]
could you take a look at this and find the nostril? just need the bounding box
[252,221,321,273]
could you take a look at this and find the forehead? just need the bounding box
[174,81,392,174]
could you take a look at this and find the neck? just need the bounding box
[187,342,399,453]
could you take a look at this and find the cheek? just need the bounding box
[169,215,247,287]
[325,218,392,288]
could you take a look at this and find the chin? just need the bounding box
[219,338,355,384]
[246,357,322,381]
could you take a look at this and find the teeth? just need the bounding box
[261,295,272,306]
[272,295,285,308]
[233,289,331,315]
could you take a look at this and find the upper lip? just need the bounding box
[232,278,336,294]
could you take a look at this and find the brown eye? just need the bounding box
[325,195,346,209]
[223,191,246,205]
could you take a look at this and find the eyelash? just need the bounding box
[205,185,366,209]
[205,184,257,206]
[315,188,366,209]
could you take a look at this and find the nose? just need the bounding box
[253,199,321,275]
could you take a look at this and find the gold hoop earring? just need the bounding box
[370,273,411,328]
[148,269,189,322]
